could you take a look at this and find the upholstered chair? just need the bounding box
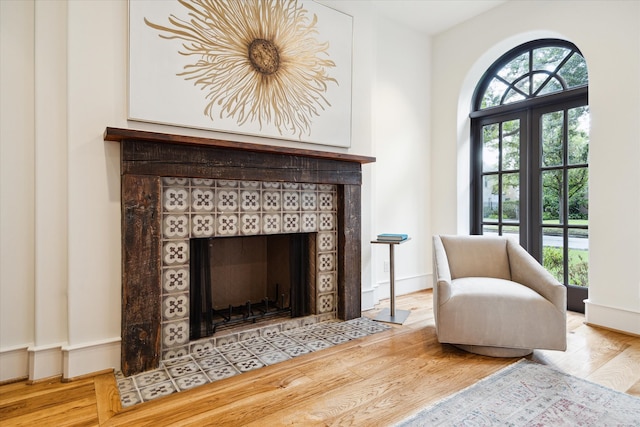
[432,235,567,357]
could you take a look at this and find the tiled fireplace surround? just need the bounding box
[105,128,375,377]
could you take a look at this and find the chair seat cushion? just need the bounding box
[437,277,564,351]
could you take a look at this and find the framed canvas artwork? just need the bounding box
[129,0,353,148]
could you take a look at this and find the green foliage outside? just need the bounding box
[543,246,589,287]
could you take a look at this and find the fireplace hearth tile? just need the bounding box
[117,317,391,408]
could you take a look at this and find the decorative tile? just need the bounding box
[238,330,261,342]
[196,354,229,370]
[191,214,215,237]
[161,346,190,361]
[241,214,261,235]
[134,369,170,388]
[167,361,201,378]
[164,188,189,212]
[164,215,190,239]
[205,365,239,381]
[174,373,209,391]
[192,188,215,212]
[301,213,317,232]
[318,232,335,251]
[270,337,298,349]
[191,178,214,187]
[190,340,216,357]
[221,349,253,363]
[318,273,336,293]
[282,182,299,190]
[163,268,189,293]
[259,351,290,365]
[162,294,189,321]
[241,181,260,189]
[119,390,142,408]
[215,334,239,347]
[317,294,335,314]
[318,192,335,211]
[262,191,281,211]
[234,358,265,372]
[319,213,335,231]
[163,241,189,265]
[262,214,281,233]
[217,214,239,235]
[262,181,281,189]
[282,213,300,232]
[302,183,317,190]
[282,345,311,358]
[139,381,177,401]
[305,340,333,351]
[319,253,335,272]
[241,190,261,211]
[216,180,238,188]
[163,321,190,347]
[217,190,239,212]
[283,192,300,211]
[301,192,317,211]
[163,177,189,186]
[260,324,281,338]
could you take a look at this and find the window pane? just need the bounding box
[542,170,563,224]
[481,78,508,109]
[502,172,519,222]
[533,47,570,73]
[498,53,529,83]
[558,52,588,88]
[543,227,564,284]
[482,224,499,235]
[503,88,526,104]
[503,225,520,244]
[483,175,499,221]
[568,106,590,165]
[537,77,563,96]
[482,124,499,172]
[501,120,520,171]
[568,168,588,223]
[568,228,588,287]
[542,111,564,167]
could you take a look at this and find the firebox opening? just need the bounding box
[190,233,315,340]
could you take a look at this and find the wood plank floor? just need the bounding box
[1,290,639,426]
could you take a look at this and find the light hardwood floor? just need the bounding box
[2,290,639,426]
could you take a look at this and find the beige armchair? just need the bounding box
[432,235,567,357]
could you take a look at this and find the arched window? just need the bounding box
[470,39,589,312]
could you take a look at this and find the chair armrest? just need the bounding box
[507,240,566,312]
[433,235,453,305]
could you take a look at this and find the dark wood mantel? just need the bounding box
[106,127,375,376]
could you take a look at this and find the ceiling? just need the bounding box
[372,0,507,35]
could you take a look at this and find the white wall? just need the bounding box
[368,9,432,306]
[431,0,640,334]
[0,0,394,381]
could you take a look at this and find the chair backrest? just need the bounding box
[439,235,511,280]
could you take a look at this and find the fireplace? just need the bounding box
[190,233,313,339]
[105,127,374,376]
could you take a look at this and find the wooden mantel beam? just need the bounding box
[104,127,375,165]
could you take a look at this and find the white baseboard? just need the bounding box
[584,300,640,336]
[28,343,64,381]
[361,287,376,311]
[0,345,30,383]
[367,273,432,311]
[62,337,121,380]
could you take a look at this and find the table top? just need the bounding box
[371,237,411,245]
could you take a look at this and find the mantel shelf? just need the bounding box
[104,127,375,165]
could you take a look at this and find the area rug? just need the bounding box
[396,359,640,426]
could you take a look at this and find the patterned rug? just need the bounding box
[397,359,640,426]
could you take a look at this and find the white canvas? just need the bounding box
[129,0,353,147]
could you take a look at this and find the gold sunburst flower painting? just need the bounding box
[128,0,353,147]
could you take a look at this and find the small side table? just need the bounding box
[371,238,411,324]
